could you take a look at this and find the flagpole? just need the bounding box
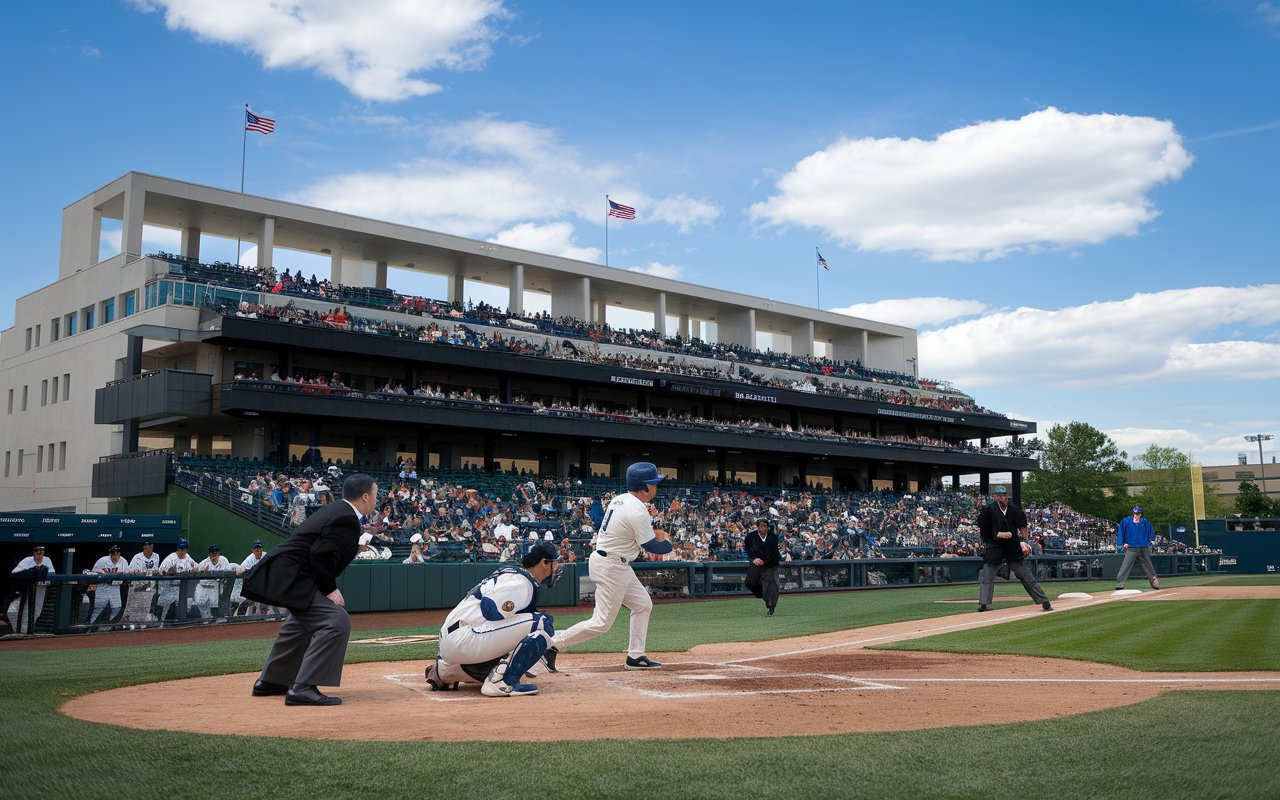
[236,104,248,266]
[605,195,610,267]
[815,247,821,309]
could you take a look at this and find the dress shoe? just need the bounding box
[285,685,342,706]
[252,679,288,697]
[977,604,990,612]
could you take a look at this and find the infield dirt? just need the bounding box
[60,586,1280,741]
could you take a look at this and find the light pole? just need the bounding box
[1245,434,1274,498]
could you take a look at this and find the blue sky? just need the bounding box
[3,0,1278,470]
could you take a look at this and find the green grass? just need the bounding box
[881,600,1280,671]
[1207,574,1280,586]
[3,575,1278,799]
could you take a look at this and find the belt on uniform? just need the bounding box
[595,550,629,563]
[446,621,461,634]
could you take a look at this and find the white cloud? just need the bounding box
[490,222,600,262]
[99,224,182,256]
[627,262,684,280]
[830,297,987,329]
[292,117,719,242]
[749,107,1192,261]
[646,194,721,233]
[238,245,258,267]
[130,0,508,102]
[81,45,102,58]
[1106,427,1205,457]
[920,284,1280,389]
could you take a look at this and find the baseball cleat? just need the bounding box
[1042,602,1053,612]
[542,646,560,673]
[481,676,539,697]
[977,605,990,612]
[425,662,458,691]
[624,655,662,670]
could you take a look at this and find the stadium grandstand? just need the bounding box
[2,172,1036,524]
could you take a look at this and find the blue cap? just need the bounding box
[252,539,263,548]
[208,544,220,552]
[1132,506,1143,513]
[626,462,666,491]
[177,539,189,549]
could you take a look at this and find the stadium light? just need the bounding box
[1245,434,1274,497]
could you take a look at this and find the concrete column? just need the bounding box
[90,208,103,264]
[509,263,525,315]
[181,226,201,261]
[257,217,275,272]
[552,276,590,322]
[802,320,816,357]
[591,300,604,324]
[861,330,869,364]
[231,426,266,460]
[195,434,214,456]
[654,292,668,336]
[679,313,691,340]
[375,260,388,289]
[717,307,755,349]
[329,250,343,285]
[447,260,466,305]
[121,186,146,260]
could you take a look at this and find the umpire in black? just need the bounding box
[976,485,1051,613]
[242,474,379,706]
[745,518,781,616]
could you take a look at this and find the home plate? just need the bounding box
[1058,592,1092,600]
[1112,589,1144,596]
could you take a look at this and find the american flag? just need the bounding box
[607,198,636,220]
[245,109,276,135]
[817,250,829,270]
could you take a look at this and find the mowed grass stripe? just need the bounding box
[882,600,1280,672]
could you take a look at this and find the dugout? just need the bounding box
[0,513,183,574]
[1195,518,1280,574]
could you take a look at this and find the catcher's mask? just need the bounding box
[521,544,563,588]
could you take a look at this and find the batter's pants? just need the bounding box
[1116,546,1159,589]
[553,551,653,658]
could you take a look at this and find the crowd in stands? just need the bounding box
[228,367,1015,457]
[173,458,1192,565]
[159,250,1003,416]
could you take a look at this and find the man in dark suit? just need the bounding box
[242,474,378,706]
[976,485,1051,613]
[745,519,781,616]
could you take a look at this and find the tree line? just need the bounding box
[1019,422,1278,529]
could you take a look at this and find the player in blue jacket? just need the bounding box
[1115,506,1161,591]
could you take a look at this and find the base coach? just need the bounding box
[241,474,379,706]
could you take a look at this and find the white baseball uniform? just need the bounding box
[552,492,656,659]
[129,550,162,573]
[196,555,236,614]
[435,567,553,684]
[10,555,55,633]
[157,551,198,617]
[89,555,129,623]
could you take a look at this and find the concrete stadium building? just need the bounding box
[1,172,1036,513]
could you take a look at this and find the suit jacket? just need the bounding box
[745,530,781,568]
[977,500,1028,562]
[241,501,361,610]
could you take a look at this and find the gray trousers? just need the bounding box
[1116,546,1159,588]
[259,591,352,687]
[746,565,779,610]
[979,559,1049,606]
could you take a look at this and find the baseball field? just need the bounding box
[4,574,1279,799]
